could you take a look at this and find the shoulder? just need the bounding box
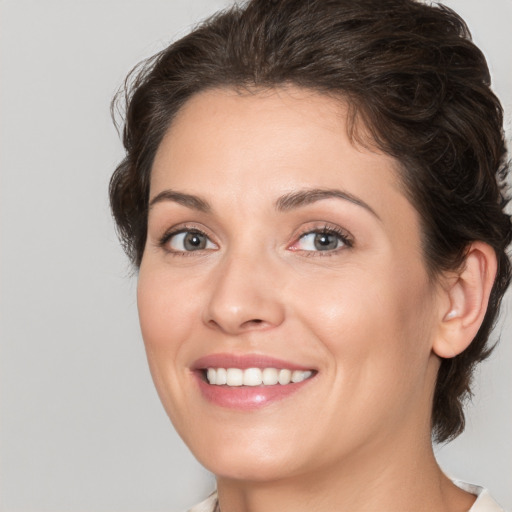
[453,480,507,512]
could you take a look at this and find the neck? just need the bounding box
[215,432,475,512]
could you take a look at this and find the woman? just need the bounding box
[110,0,511,510]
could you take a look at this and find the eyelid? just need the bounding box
[288,223,354,254]
[155,221,353,256]
[158,223,218,253]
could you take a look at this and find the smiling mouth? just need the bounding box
[204,367,315,386]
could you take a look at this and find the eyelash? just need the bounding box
[157,223,354,255]
[158,225,214,256]
[292,224,354,256]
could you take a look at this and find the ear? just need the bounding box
[433,242,497,359]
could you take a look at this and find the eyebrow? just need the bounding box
[275,188,380,219]
[148,187,379,219]
[148,190,210,212]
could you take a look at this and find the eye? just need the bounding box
[163,229,216,252]
[291,227,352,253]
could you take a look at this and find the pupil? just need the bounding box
[184,232,206,250]
[314,233,337,250]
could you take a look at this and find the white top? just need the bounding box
[454,481,506,512]
[187,482,506,512]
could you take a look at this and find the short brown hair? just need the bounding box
[110,0,511,443]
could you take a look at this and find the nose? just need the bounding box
[202,252,286,335]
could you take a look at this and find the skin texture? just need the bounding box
[137,87,490,511]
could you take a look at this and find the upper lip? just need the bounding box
[192,353,315,371]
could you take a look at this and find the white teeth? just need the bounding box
[292,370,313,383]
[243,368,262,386]
[262,367,279,385]
[207,368,216,385]
[205,367,314,386]
[216,367,227,385]
[278,369,292,385]
[226,368,244,386]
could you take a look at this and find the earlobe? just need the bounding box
[433,242,497,359]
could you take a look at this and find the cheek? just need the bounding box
[136,267,200,400]
[291,261,435,381]
[136,266,209,431]
[137,267,196,352]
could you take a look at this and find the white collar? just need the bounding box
[453,480,505,512]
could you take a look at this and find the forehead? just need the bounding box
[150,87,412,225]
[152,87,399,189]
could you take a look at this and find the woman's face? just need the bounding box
[138,87,442,482]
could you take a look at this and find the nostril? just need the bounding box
[242,318,265,328]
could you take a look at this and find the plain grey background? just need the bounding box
[0,1,510,511]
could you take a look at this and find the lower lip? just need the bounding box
[194,372,314,410]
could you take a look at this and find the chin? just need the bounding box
[201,451,299,483]
[182,424,308,482]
